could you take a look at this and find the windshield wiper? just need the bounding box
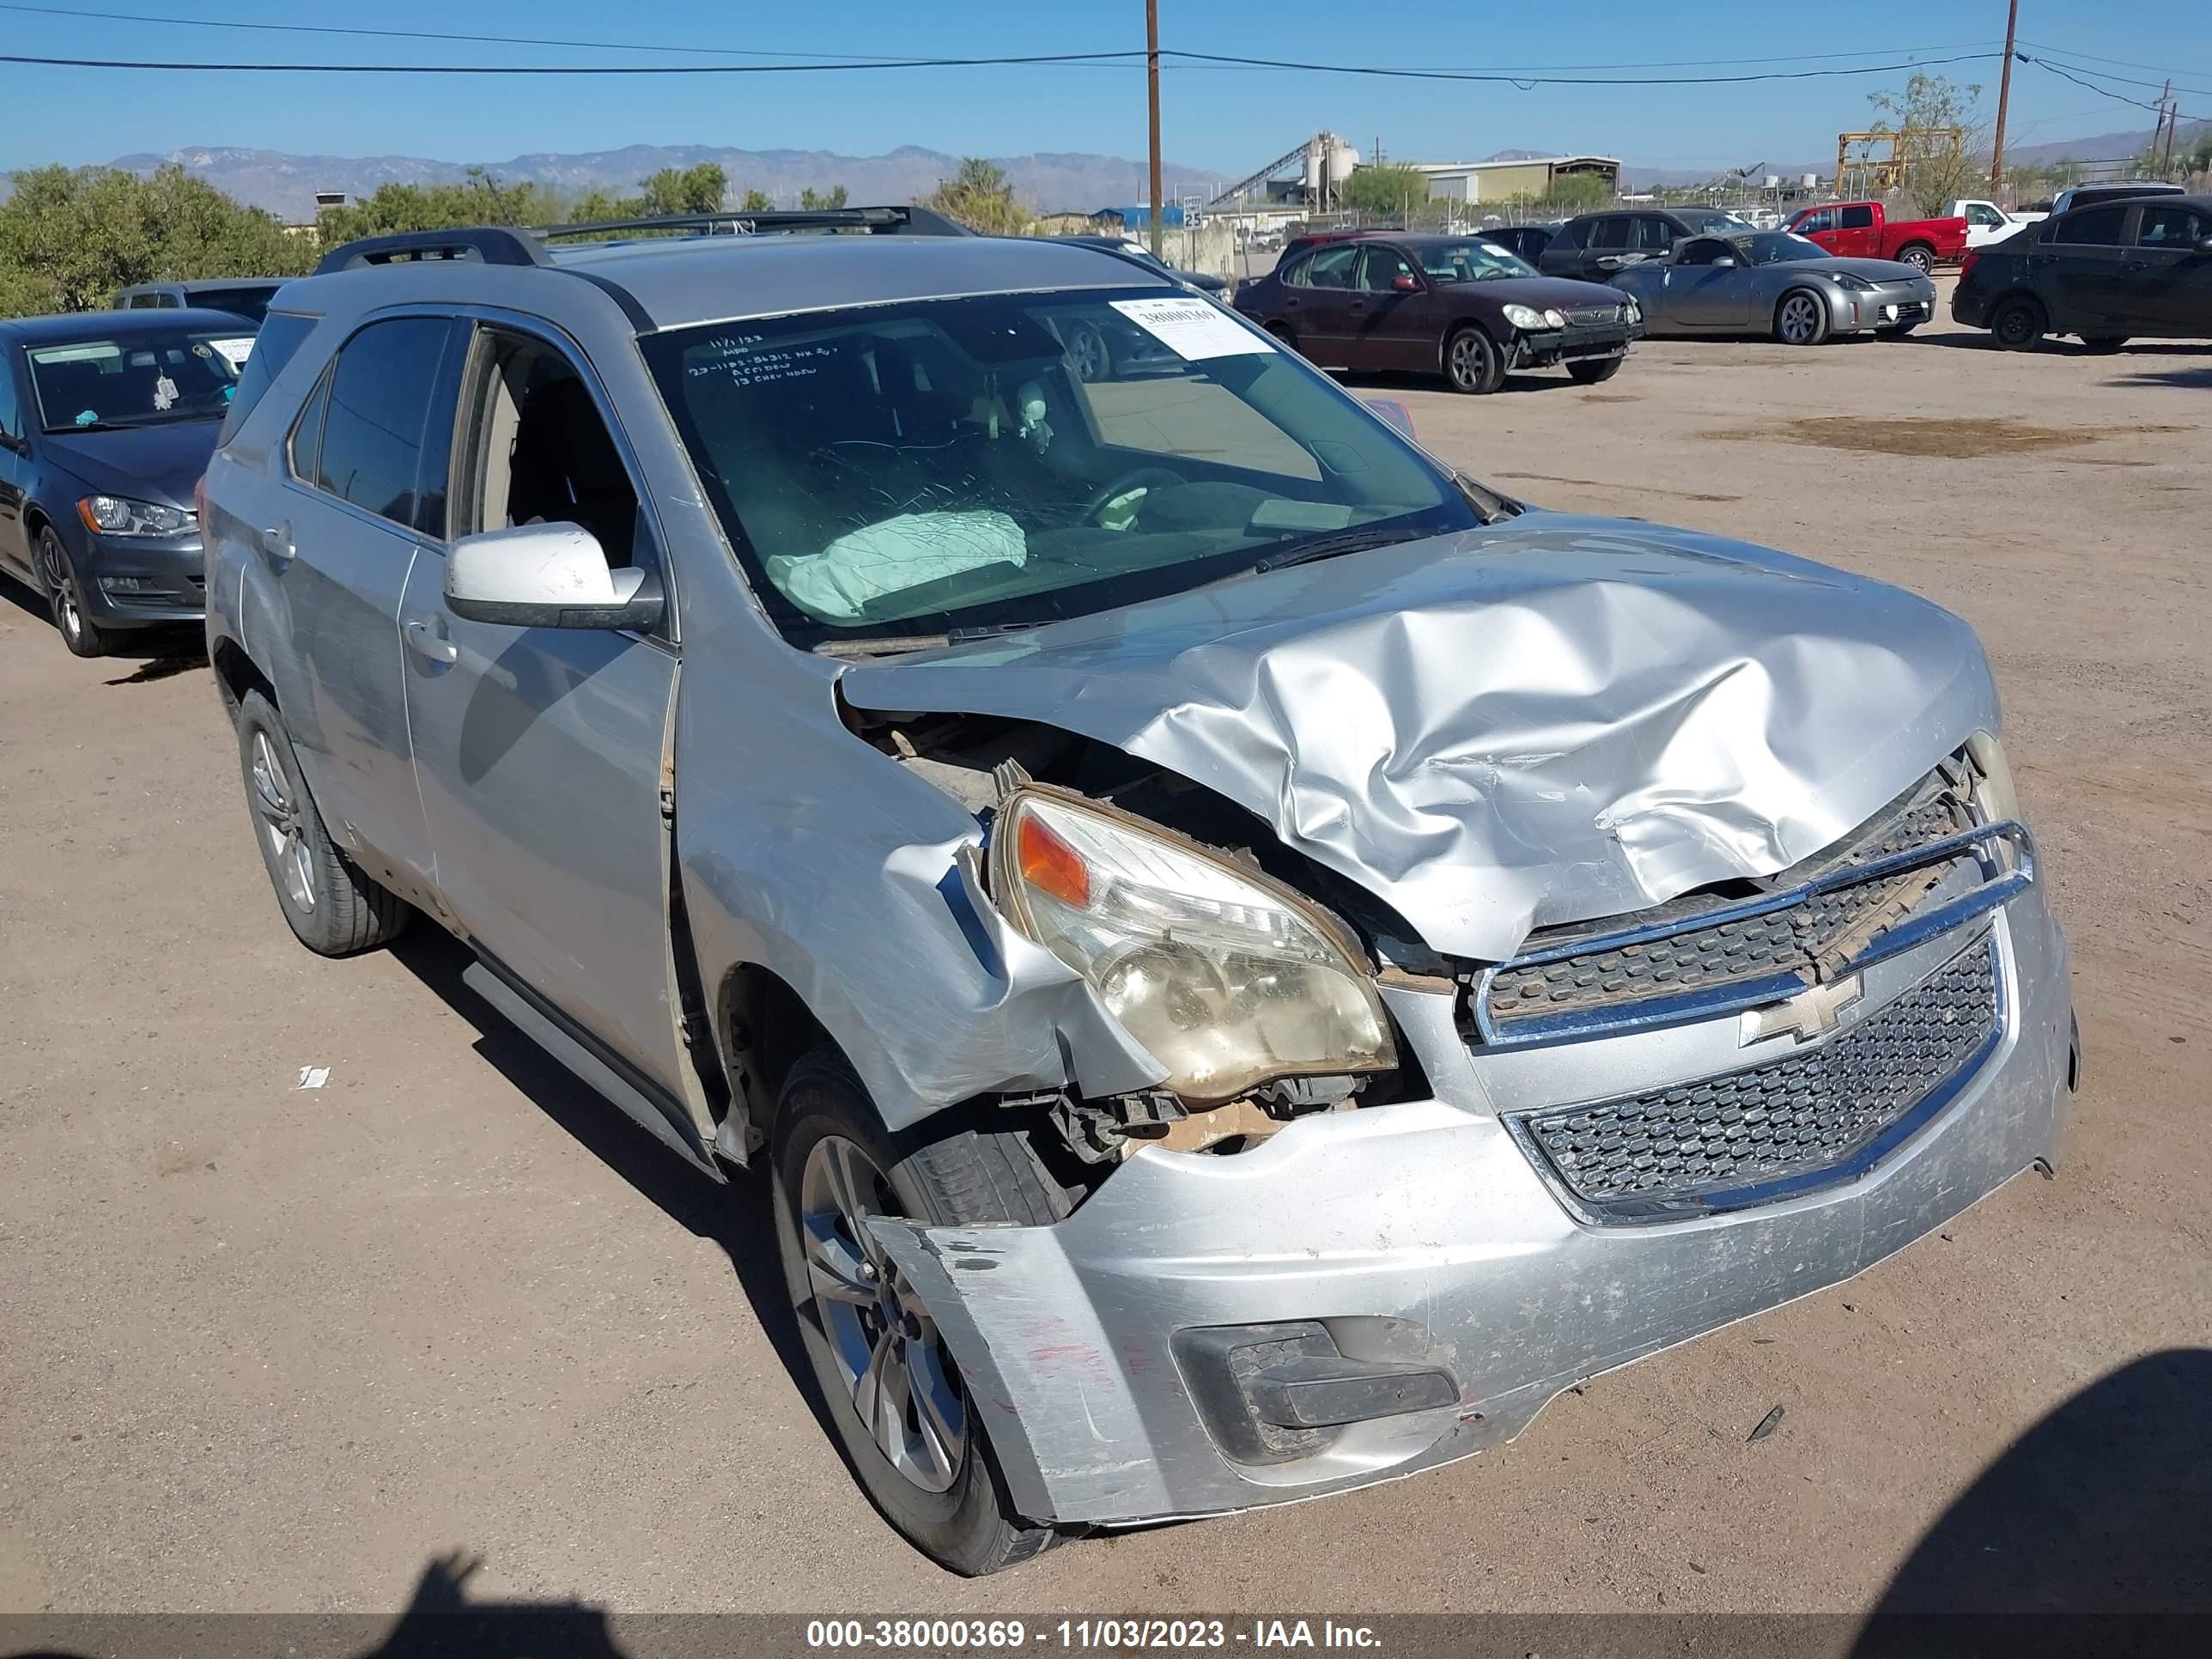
[1249,526,1431,576]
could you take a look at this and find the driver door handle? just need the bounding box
[259,521,294,561]
[404,617,458,664]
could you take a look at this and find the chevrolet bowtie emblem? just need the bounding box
[1741,975,1865,1045]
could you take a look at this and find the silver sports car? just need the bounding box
[1609,230,1936,343]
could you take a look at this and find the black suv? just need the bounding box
[1538,207,1759,283]
[1954,193,2212,349]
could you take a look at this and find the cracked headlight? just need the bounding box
[79,495,191,537]
[990,789,1395,1103]
[1966,732,2020,823]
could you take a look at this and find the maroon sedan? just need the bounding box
[1235,234,1643,393]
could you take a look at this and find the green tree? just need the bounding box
[0,163,312,315]
[318,170,567,243]
[799,184,849,210]
[635,163,727,216]
[1338,163,1428,221]
[921,159,1030,234]
[1537,172,1613,211]
[1868,72,1987,216]
[737,188,775,212]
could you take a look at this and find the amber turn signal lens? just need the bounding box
[1017,811,1091,910]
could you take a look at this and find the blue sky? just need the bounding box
[3,0,2209,175]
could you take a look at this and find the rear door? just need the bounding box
[1349,243,1432,373]
[2123,202,2212,336]
[262,313,466,896]
[1536,217,1592,278]
[1579,216,1633,280]
[395,319,690,1101]
[2042,205,2133,332]
[1279,244,1363,365]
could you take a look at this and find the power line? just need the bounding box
[2018,38,2212,84]
[2022,54,2211,118]
[1158,47,2005,88]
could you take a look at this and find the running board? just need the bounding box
[460,960,722,1181]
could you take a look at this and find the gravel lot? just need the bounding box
[3,285,2207,1620]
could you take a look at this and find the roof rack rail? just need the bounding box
[534,205,975,240]
[313,227,550,275]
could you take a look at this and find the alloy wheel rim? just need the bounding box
[42,540,81,640]
[1780,295,1820,343]
[1450,334,1481,387]
[249,731,316,912]
[799,1134,967,1494]
[1070,325,1109,383]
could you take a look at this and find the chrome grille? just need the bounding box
[1565,305,1622,326]
[1511,933,1999,1220]
[1483,772,1972,1037]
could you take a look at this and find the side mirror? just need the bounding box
[1391,274,1420,292]
[0,430,27,457]
[2196,235,2212,255]
[445,522,664,631]
[1710,256,1738,270]
[1361,396,1416,441]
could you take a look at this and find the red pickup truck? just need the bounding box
[1783,202,1970,274]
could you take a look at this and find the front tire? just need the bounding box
[1565,356,1623,385]
[36,527,119,659]
[773,1048,1066,1575]
[234,690,410,956]
[1773,289,1832,346]
[1443,324,1505,394]
[1990,295,2047,350]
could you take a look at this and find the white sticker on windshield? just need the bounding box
[208,337,255,369]
[1480,242,1512,257]
[1109,297,1274,360]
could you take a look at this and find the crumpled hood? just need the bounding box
[841,513,1998,962]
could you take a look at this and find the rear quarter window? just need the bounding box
[216,312,319,447]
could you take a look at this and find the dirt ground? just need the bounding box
[3,286,2208,1620]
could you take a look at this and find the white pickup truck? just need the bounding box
[1947,199,2045,248]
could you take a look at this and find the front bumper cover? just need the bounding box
[872,885,2071,1527]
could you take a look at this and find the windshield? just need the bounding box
[1740,233,1831,264]
[27,326,250,431]
[1691,211,1756,234]
[1415,240,1539,282]
[644,289,1481,647]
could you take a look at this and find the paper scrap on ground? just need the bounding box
[1109,297,1276,361]
[296,1066,330,1090]
[769,511,1027,623]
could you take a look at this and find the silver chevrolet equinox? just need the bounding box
[203,208,2078,1574]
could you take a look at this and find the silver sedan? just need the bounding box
[1611,230,1937,343]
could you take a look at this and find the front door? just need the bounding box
[1667,239,1753,328]
[396,320,690,1101]
[2124,202,2212,336]
[1349,244,1432,373]
[260,313,467,896]
[0,347,29,580]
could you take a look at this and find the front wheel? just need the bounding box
[1443,325,1505,394]
[234,690,410,956]
[36,527,119,659]
[774,1048,1066,1575]
[1773,289,1832,346]
[1565,356,1624,385]
[1897,244,1936,276]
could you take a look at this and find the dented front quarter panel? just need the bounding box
[872,889,2074,1527]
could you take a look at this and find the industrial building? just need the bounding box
[1407,154,1622,204]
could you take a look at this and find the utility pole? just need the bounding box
[1146,0,1164,258]
[1990,0,2020,195]
[2158,82,2179,174]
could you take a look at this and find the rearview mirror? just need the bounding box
[446,522,664,631]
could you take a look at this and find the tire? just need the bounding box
[36,526,120,659]
[1990,295,2047,351]
[1772,289,1832,346]
[234,690,410,957]
[1443,324,1505,394]
[1896,244,1936,276]
[2079,336,2129,353]
[1065,320,1114,384]
[1263,321,1297,352]
[1565,356,1623,385]
[773,1047,1066,1576]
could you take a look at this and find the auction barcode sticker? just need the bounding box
[1109,297,1276,360]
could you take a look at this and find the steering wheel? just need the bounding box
[1079,466,1185,529]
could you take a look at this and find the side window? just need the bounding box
[1297,245,1361,289]
[313,316,462,535]
[1796,209,1836,235]
[1840,205,1876,230]
[458,329,642,568]
[1588,216,1629,251]
[1676,238,1729,267]
[287,368,331,483]
[1548,220,1587,252]
[2136,205,2206,246]
[1631,217,1675,253]
[2053,206,2128,246]
[216,311,319,447]
[0,350,19,441]
[1356,246,1419,290]
[1967,204,2005,228]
